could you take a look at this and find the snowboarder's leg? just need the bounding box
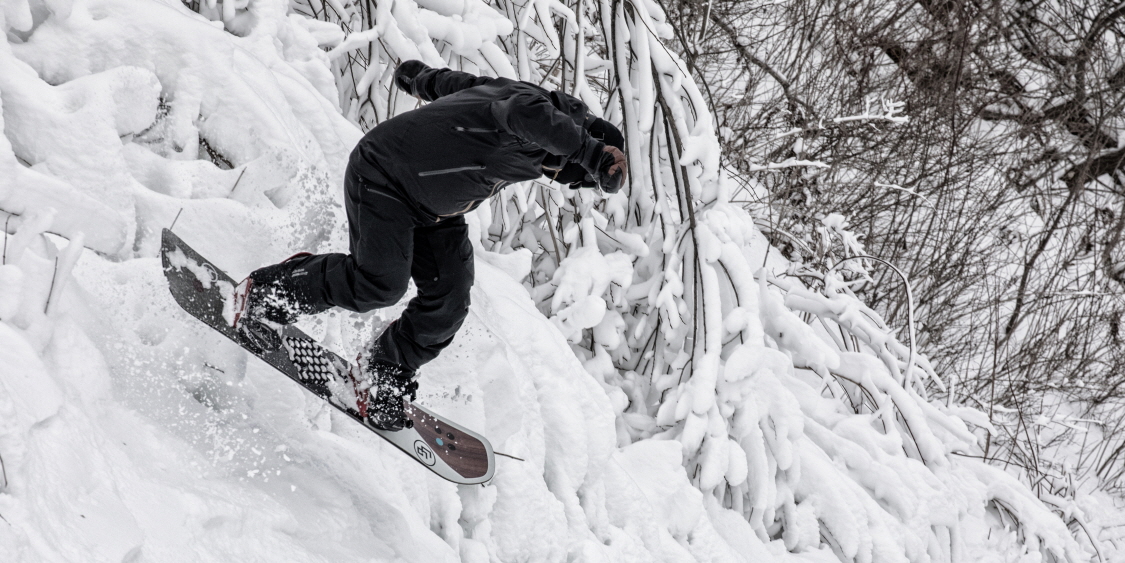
[297,169,416,313]
[238,168,416,324]
[368,216,473,371]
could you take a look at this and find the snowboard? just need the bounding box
[160,228,495,485]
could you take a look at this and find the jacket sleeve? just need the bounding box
[411,67,497,101]
[490,92,604,173]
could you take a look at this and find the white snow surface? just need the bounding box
[0,0,1100,561]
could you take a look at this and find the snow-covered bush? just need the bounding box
[653,0,1125,509]
[0,0,1099,560]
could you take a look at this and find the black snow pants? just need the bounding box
[289,165,474,372]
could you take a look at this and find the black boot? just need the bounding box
[233,253,314,328]
[360,355,418,431]
[232,254,314,352]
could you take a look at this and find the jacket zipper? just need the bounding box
[365,187,404,204]
[455,126,528,146]
[418,165,486,177]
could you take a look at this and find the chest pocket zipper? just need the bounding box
[454,125,527,147]
[418,165,487,177]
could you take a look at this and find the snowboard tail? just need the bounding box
[160,228,494,484]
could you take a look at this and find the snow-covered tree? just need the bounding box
[654,0,1125,501]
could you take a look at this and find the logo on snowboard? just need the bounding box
[414,440,437,466]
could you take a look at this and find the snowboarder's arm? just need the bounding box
[490,92,604,177]
[395,61,496,101]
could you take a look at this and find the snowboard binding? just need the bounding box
[232,279,284,354]
[349,360,417,432]
[237,317,283,354]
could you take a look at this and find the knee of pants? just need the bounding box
[415,292,471,347]
[420,277,470,316]
[351,264,411,312]
[443,264,474,314]
[417,271,472,329]
[445,283,472,320]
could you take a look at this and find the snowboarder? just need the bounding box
[232,60,628,431]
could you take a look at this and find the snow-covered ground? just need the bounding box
[0,0,1108,561]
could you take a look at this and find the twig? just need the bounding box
[753,220,816,256]
[829,255,930,393]
[229,168,248,196]
[707,12,807,112]
[199,138,233,169]
[874,182,937,208]
[0,448,7,489]
[44,257,59,315]
[495,451,525,462]
[1072,516,1105,563]
[2,215,10,265]
[694,0,711,48]
[169,208,184,232]
[539,186,562,267]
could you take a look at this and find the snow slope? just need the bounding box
[0,0,1099,561]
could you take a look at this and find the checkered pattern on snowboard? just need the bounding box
[282,336,339,384]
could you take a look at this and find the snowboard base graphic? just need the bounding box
[160,228,494,485]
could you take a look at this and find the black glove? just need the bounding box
[592,145,628,193]
[394,60,430,96]
[577,141,628,194]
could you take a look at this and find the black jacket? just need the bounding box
[348,68,605,220]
